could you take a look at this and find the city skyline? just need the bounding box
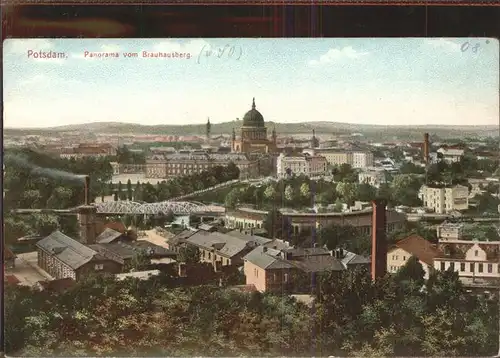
[3,37,499,129]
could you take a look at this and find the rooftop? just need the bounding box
[390,234,440,266]
[36,231,99,270]
[185,231,255,258]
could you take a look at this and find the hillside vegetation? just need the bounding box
[5,120,498,140]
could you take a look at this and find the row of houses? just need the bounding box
[35,228,177,281]
[166,226,371,293]
[387,222,500,289]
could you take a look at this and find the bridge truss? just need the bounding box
[93,200,224,215]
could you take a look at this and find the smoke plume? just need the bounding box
[4,153,85,183]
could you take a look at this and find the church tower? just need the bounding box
[206,117,211,141]
[272,126,277,145]
[311,129,319,148]
[231,127,236,152]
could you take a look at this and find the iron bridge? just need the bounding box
[93,200,225,215]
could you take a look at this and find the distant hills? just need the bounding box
[4,121,499,140]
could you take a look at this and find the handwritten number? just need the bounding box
[197,44,207,64]
[228,45,235,58]
[461,42,469,52]
[237,46,242,60]
[472,43,480,53]
[197,44,242,63]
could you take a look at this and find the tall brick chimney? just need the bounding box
[371,199,387,281]
[84,175,90,205]
[77,175,97,244]
[423,133,430,164]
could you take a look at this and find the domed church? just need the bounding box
[231,98,277,154]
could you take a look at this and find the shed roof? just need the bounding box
[36,231,98,270]
[96,228,123,244]
[185,231,252,258]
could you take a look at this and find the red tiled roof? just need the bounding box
[391,234,440,266]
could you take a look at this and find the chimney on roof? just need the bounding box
[84,175,90,205]
[371,199,387,281]
[423,133,430,164]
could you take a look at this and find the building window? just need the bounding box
[479,263,484,273]
[440,262,445,270]
[403,256,406,261]
[94,264,104,271]
[460,263,465,272]
[488,264,493,273]
[475,250,479,257]
[284,273,289,283]
[449,262,455,271]
[470,263,475,272]
[208,252,211,260]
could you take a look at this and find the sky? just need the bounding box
[3,37,499,128]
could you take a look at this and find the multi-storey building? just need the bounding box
[276,152,328,178]
[59,143,117,159]
[312,148,374,169]
[436,222,464,241]
[352,151,374,169]
[145,151,259,179]
[419,184,469,214]
[437,148,464,163]
[358,167,387,188]
[435,238,500,288]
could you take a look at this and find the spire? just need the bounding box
[252,97,256,110]
[232,127,236,140]
[206,117,211,140]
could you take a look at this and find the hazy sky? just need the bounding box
[3,38,499,128]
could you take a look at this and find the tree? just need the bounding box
[284,185,297,203]
[394,255,425,287]
[114,192,119,201]
[117,181,123,199]
[177,246,200,264]
[336,181,358,205]
[127,179,133,201]
[390,174,422,207]
[357,183,377,202]
[224,187,240,208]
[263,185,276,202]
[300,182,310,200]
[264,208,291,240]
[124,251,151,272]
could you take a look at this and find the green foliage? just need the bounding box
[137,164,240,203]
[177,246,201,264]
[4,262,499,357]
[115,146,146,165]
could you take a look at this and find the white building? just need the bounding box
[437,148,464,163]
[436,222,464,241]
[358,167,387,188]
[277,152,328,178]
[387,234,439,280]
[419,184,469,214]
[435,239,500,286]
[352,151,374,169]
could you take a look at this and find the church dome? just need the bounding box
[242,98,265,127]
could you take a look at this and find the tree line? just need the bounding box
[5,261,498,356]
[107,162,240,203]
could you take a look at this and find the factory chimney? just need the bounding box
[77,175,97,244]
[371,199,387,281]
[423,133,430,164]
[84,175,90,206]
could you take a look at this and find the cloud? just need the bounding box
[309,46,369,65]
[424,38,461,52]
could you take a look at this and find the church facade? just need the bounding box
[231,98,277,154]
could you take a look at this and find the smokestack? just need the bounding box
[371,199,387,281]
[84,175,90,205]
[423,133,430,164]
